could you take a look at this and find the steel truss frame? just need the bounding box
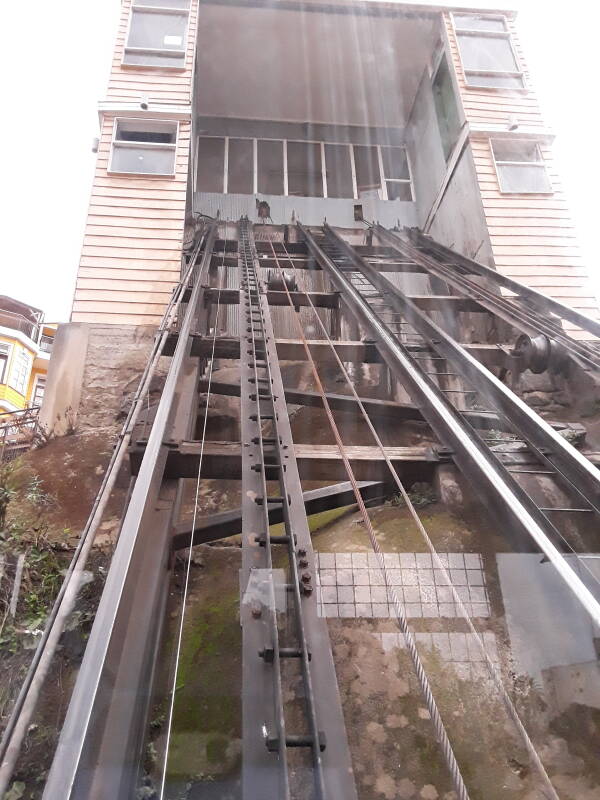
[42,223,219,799]
[238,218,357,800]
[299,222,600,626]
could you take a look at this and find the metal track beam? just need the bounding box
[43,223,219,799]
[163,334,511,368]
[300,223,600,625]
[130,440,441,482]
[324,224,600,516]
[407,227,600,341]
[171,480,393,549]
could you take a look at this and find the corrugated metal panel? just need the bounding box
[194,193,418,228]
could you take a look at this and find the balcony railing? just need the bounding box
[0,310,40,343]
[0,407,42,464]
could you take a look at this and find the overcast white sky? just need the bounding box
[1,0,598,321]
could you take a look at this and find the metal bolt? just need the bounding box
[298,558,308,568]
[301,572,311,584]
[251,602,262,619]
[297,548,307,557]
[301,584,313,596]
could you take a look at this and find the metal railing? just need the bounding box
[0,310,40,343]
[0,407,41,463]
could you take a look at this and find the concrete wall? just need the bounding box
[40,323,167,436]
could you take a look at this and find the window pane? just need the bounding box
[457,33,518,72]
[128,10,187,51]
[432,57,462,160]
[116,120,177,144]
[227,139,253,194]
[466,73,524,88]
[287,141,323,198]
[197,138,225,191]
[492,140,540,163]
[354,146,381,197]
[498,164,552,193]
[257,140,283,195]
[454,14,506,32]
[134,0,189,7]
[324,144,353,198]
[381,147,410,180]
[386,181,413,201]
[111,145,176,175]
[123,50,185,67]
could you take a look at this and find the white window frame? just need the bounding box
[380,145,414,202]
[31,374,46,408]
[9,349,31,397]
[122,2,190,70]
[196,135,414,202]
[451,13,526,91]
[490,139,553,195]
[0,343,11,385]
[108,118,179,178]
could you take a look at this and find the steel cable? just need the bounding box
[274,237,560,800]
[268,241,471,800]
[158,222,228,799]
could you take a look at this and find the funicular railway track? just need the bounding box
[4,218,600,799]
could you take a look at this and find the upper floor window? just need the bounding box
[453,14,524,89]
[0,344,9,384]
[9,350,31,396]
[123,0,190,69]
[432,55,462,161]
[196,136,413,202]
[32,376,46,408]
[109,119,178,177]
[491,140,552,194]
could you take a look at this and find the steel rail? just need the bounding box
[299,223,600,626]
[269,240,471,800]
[373,224,600,370]
[0,223,212,797]
[241,220,358,800]
[158,234,225,799]
[324,223,600,518]
[41,222,219,799]
[406,226,600,343]
[389,226,600,371]
[239,221,291,799]
[273,240,561,800]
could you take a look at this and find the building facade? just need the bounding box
[65,0,596,334]
[0,296,55,414]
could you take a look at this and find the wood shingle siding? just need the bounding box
[444,12,599,336]
[71,0,197,324]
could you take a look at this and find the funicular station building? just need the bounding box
[22,0,600,798]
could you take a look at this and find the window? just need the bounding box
[227,139,254,194]
[257,140,284,195]
[9,349,31,396]
[354,146,382,198]
[287,141,323,198]
[197,137,225,192]
[195,136,414,202]
[453,14,524,89]
[0,344,9,384]
[432,56,462,161]
[491,140,552,194]
[32,376,46,408]
[109,119,178,176]
[123,1,190,68]
[324,144,353,199]
[380,147,413,201]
